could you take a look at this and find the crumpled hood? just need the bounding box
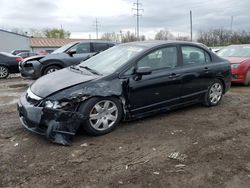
[30,68,99,98]
[225,57,250,64]
[23,55,46,62]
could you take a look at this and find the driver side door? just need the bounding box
[127,46,183,115]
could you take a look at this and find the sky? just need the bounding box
[0,0,250,39]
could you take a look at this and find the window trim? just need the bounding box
[180,45,212,66]
[136,45,179,73]
[119,44,180,78]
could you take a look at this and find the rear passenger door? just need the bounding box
[180,45,215,102]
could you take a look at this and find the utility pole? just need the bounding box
[190,10,193,42]
[230,16,234,32]
[94,18,100,39]
[132,0,143,40]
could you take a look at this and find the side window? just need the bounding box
[205,52,212,63]
[182,46,210,65]
[70,43,90,54]
[137,47,178,71]
[93,43,109,52]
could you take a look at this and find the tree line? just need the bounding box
[197,29,250,47]
[9,27,250,46]
[10,28,71,39]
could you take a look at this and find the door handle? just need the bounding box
[168,73,180,79]
[204,67,210,71]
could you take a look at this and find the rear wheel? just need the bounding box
[203,80,224,107]
[0,65,9,79]
[244,69,250,86]
[78,97,123,136]
[43,65,61,75]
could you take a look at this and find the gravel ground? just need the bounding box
[1,76,250,188]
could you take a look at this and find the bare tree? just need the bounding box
[101,32,120,42]
[197,28,250,46]
[154,30,174,40]
[121,31,137,43]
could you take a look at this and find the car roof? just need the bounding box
[229,44,250,47]
[119,40,208,49]
[76,40,116,44]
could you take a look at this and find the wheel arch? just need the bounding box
[215,76,226,94]
[41,61,64,75]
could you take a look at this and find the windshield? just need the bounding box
[77,45,145,75]
[52,42,78,54]
[217,46,250,57]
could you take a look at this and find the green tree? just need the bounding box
[43,28,71,39]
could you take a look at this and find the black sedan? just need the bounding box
[0,52,22,79]
[17,41,231,145]
[19,41,115,79]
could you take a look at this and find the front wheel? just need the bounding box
[78,97,123,136]
[244,70,250,86]
[0,65,9,79]
[43,65,61,75]
[203,80,224,107]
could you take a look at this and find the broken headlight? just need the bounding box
[43,100,69,109]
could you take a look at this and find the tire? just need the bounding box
[0,65,9,79]
[78,97,123,136]
[203,79,224,107]
[43,65,61,75]
[244,69,250,86]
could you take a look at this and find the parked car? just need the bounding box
[35,50,54,55]
[17,52,39,59]
[11,50,30,55]
[0,52,22,79]
[17,41,231,145]
[217,44,250,85]
[19,41,116,79]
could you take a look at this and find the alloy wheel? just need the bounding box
[46,68,58,74]
[0,66,8,78]
[209,83,223,104]
[89,100,118,131]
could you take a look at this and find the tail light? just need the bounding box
[16,57,23,62]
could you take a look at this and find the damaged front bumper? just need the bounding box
[17,93,86,145]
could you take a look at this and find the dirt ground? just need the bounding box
[1,76,250,188]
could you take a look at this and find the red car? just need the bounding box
[217,45,250,85]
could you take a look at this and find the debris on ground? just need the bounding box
[80,143,88,147]
[14,143,19,147]
[175,164,186,168]
[153,171,160,175]
[168,152,187,162]
[125,160,149,169]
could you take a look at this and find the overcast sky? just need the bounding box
[0,0,249,39]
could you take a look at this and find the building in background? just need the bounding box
[30,38,81,53]
[0,29,84,53]
[0,29,31,53]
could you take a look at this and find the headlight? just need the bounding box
[231,64,240,69]
[44,100,69,109]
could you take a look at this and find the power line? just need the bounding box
[132,0,143,40]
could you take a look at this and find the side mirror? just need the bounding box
[136,66,152,75]
[67,49,76,56]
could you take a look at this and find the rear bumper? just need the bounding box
[17,94,86,145]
